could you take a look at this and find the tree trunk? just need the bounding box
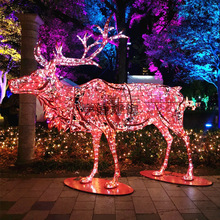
[217,74,220,129]
[115,0,128,83]
[16,14,43,165]
[117,38,128,83]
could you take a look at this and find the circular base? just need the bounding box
[64,177,134,195]
[140,170,213,186]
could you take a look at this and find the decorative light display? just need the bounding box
[202,95,209,110]
[1,125,219,170]
[192,97,199,109]
[9,16,195,190]
[186,97,198,110]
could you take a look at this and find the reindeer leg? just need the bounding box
[80,130,102,184]
[104,130,120,189]
[180,132,194,181]
[152,122,173,177]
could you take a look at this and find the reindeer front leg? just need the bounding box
[80,130,102,184]
[104,129,120,189]
[181,134,194,181]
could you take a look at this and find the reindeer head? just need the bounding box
[8,70,47,95]
[9,15,128,95]
[8,46,57,95]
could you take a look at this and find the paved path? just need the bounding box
[0,176,220,220]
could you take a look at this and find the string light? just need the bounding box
[0,125,219,168]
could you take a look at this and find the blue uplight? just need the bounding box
[6,89,12,98]
[205,123,213,128]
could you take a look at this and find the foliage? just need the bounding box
[140,0,182,81]
[169,0,220,127]
[1,0,192,83]
[1,0,88,83]
[84,0,184,79]
[170,0,219,88]
[36,0,89,82]
[1,124,219,173]
[0,2,21,78]
[0,2,21,102]
[84,0,132,81]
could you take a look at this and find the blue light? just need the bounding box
[205,123,212,128]
[6,89,12,98]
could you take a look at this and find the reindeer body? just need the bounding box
[9,16,194,189]
[30,77,184,133]
[69,79,185,132]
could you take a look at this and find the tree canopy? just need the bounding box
[2,0,219,88]
[170,0,219,89]
[141,0,183,84]
[2,0,183,84]
[0,2,21,75]
[169,0,220,128]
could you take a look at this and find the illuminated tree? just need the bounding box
[0,58,14,104]
[85,0,181,82]
[2,0,183,84]
[14,0,88,82]
[140,0,182,83]
[170,0,220,128]
[84,0,131,82]
[0,2,21,102]
[0,4,21,63]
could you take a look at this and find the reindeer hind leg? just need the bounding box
[104,129,120,189]
[174,128,194,181]
[152,121,173,177]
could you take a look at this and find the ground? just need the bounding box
[1,163,219,179]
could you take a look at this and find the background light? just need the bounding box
[205,123,212,128]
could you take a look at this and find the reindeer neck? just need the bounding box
[38,78,73,106]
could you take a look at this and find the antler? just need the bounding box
[77,14,128,61]
[34,41,49,67]
[34,15,128,68]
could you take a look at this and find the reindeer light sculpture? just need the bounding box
[9,16,194,190]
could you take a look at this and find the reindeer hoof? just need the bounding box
[104,181,119,189]
[182,174,194,181]
[80,177,92,184]
[152,170,164,176]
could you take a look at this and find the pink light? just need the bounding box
[129,13,145,28]
[149,62,163,81]
[9,16,194,189]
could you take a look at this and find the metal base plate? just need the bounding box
[64,177,134,195]
[140,170,213,186]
